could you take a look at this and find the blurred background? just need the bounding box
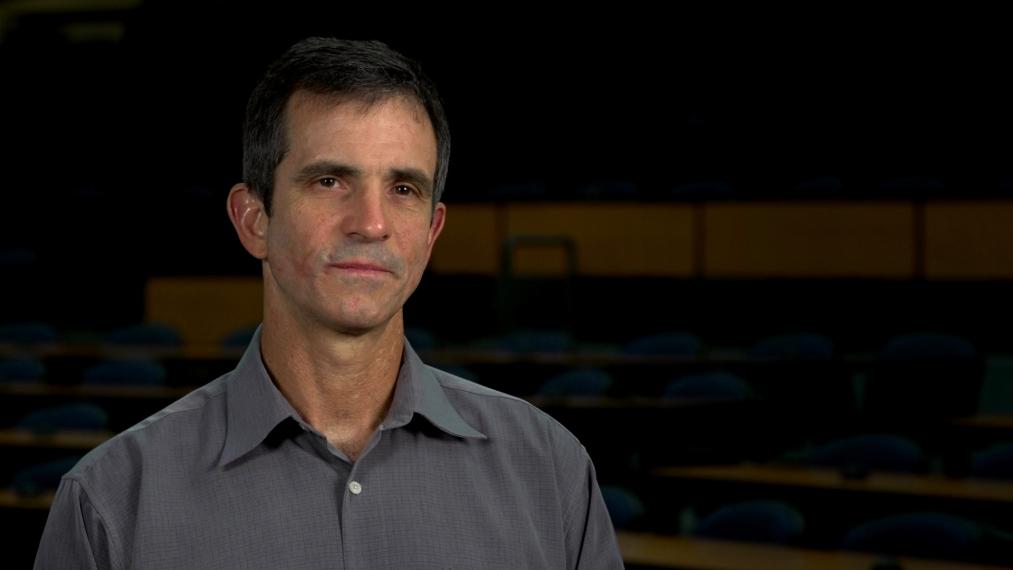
[3,1,1013,568]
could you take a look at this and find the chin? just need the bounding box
[321,307,398,336]
[329,324,377,337]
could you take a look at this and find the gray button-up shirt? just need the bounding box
[35,330,623,569]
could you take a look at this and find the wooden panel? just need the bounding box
[705,203,914,277]
[617,532,1011,570]
[429,204,499,275]
[505,204,694,276]
[925,201,1013,279]
[146,277,262,345]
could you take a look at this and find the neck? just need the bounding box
[259,292,404,461]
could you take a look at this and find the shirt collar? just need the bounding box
[220,326,485,466]
[384,340,487,440]
[220,326,304,466]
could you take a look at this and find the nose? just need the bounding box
[341,186,390,242]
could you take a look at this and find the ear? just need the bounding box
[227,183,269,260]
[427,201,446,249]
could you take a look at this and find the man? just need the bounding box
[36,38,622,568]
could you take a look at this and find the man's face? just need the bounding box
[262,91,444,335]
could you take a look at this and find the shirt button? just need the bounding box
[348,481,362,495]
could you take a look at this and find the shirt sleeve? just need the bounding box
[35,477,116,570]
[564,446,625,569]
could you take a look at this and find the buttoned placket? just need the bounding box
[338,424,387,568]
[295,421,375,569]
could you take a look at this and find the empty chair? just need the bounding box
[575,180,638,199]
[971,443,1013,480]
[801,433,926,473]
[976,359,1013,414]
[599,485,645,529]
[0,322,58,344]
[882,333,975,360]
[795,176,844,195]
[481,330,574,353]
[623,332,702,358]
[864,332,983,421]
[663,372,752,400]
[17,403,109,433]
[843,512,981,560]
[434,364,480,382]
[220,325,258,349]
[748,332,834,361]
[0,358,45,382]
[405,327,438,350]
[657,372,762,465]
[0,248,37,269]
[695,500,805,545]
[878,176,946,198]
[104,322,182,347]
[537,368,613,397]
[488,181,548,200]
[83,360,167,387]
[12,456,82,496]
[668,180,735,201]
[1000,175,1013,195]
[747,332,854,421]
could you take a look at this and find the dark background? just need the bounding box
[3,4,1011,342]
[3,4,1009,276]
[3,3,1013,566]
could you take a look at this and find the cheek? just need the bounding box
[269,224,325,280]
[401,234,435,281]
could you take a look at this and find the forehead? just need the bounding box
[281,90,437,175]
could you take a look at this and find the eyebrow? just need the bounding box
[293,160,434,198]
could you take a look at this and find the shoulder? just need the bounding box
[427,365,599,528]
[64,372,232,496]
[427,365,588,460]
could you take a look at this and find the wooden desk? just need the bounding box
[0,383,738,410]
[0,489,55,510]
[527,396,750,410]
[0,383,191,400]
[0,343,242,361]
[0,341,866,368]
[0,429,111,449]
[952,414,1013,432]
[421,348,870,368]
[653,464,1013,504]
[617,532,1012,570]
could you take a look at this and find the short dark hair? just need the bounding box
[242,37,450,215]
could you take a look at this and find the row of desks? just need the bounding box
[654,464,1013,504]
[2,450,1010,505]
[617,532,1012,570]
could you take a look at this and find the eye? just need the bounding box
[393,184,418,197]
[317,177,339,189]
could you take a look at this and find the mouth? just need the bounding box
[329,261,393,276]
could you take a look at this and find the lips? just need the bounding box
[329,261,392,274]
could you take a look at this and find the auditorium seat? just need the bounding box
[695,499,805,545]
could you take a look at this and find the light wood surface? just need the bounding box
[925,201,1013,279]
[0,342,243,360]
[617,532,1013,570]
[0,429,112,449]
[0,490,56,510]
[704,202,915,278]
[0,383,191,399]
[952,414,1013,431]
